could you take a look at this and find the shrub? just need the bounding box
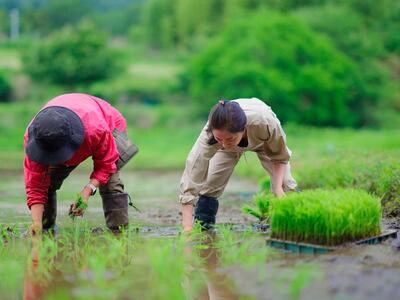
[23,20,117,86]
[0,72,11,102]
[187,11,366,127]
[269,189,381,246]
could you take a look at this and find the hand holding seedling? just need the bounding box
[30,223,42,236]
[69,194,89,219]
[30,203,44,236]
[69,180,99,219]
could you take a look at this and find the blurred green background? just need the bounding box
[0,0,399,215]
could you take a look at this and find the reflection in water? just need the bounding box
[189,232,240,300]
[23,237,45,300]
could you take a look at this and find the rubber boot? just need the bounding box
[194,195,219,230]
[101,193,129,232]
[42,190,58,234]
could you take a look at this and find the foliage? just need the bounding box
[23,20,118,86]
[270,189,382,245]
[294,4,386,60]
[0,72,11,102]
[186,11,369,127]
[141,0,223,49]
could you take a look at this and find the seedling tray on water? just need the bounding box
[266,229,398,254]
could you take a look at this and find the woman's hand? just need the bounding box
[273,186,285,198]
[30,222,42,236]
[181,204,194,233]
[30,204,44,236]
[183,225,193,233]
[69,192,89,218]
[69,180,98,218]
[272,163,286,198]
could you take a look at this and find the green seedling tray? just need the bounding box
[266,229,398,254]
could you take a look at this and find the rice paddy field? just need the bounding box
[0,102,399,299]
[1,167,400,300]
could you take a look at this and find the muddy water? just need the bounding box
[225,241,400,300]
[1,171,400,300]
[16,230,400,300]
[0,170,259,226]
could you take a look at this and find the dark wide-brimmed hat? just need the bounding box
[26,106,85,165]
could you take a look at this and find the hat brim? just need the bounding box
[26,106,85,165]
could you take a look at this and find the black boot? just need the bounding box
[42,190,58,233]
[101,193,129,232]
[194,195,219,230]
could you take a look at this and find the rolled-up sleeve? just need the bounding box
[90,129,119,185]
[260,117,291,163]
[179,125,219,205]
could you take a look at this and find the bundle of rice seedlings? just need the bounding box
[269,189,381,246]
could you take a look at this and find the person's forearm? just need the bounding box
[82,178,100,198]
[181,204,194,231]
[90,178,100,188]
[272,163,286,197]
[31,204,44,226]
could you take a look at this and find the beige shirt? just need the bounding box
[179,98,291,204]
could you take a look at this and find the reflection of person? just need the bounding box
[194,233,240,300]
[24,93,138,234]
[23,237,44,300]
[180,98,297,231]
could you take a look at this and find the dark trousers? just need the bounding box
[42,129,138,229]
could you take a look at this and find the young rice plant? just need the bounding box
[269,189,381,246]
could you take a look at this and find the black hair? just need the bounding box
[206,100,247,145]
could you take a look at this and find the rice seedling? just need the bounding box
[69,194,88,220]
[242,193,270,231]
[269,189,382,246]
[215,226,275,269]
[260,176,271,193]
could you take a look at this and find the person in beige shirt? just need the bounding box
[180,98,298,232]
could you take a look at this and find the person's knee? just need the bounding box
[100,173,124,195]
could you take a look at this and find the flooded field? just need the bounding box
[1,171,399,300]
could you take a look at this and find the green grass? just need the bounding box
[269,189,382,246]
[0,45,21,71]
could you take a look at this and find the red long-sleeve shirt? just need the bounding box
[24,93,127,209]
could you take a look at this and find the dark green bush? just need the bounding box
[23,20,117,86]
[293,4,387,60]
[187,11,367,127]
[0,73,11,102]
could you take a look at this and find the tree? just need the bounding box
[187,11,368,127]
[23,20,118,86]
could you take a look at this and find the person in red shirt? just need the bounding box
[24,93,138,234]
